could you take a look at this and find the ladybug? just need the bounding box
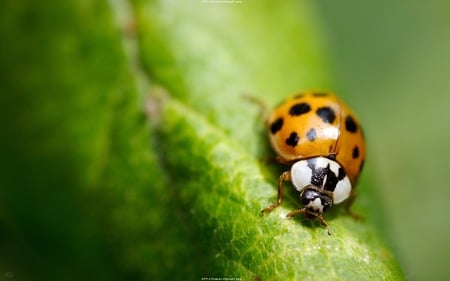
[261,91,366,235]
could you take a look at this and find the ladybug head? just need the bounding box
[300,188,332,215]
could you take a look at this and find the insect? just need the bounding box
[261,91,366,235]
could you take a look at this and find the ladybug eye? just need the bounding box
[320,195,333,212]
[300,189,318,205]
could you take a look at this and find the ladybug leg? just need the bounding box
[345,190,363,221]
[286,208,306,217]
[261,171,290,214]
[242,94,269,121]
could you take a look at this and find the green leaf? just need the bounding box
[134,0,404,280]
[155,97,404,280]
[0,1,177,280]
[0,0,404,280]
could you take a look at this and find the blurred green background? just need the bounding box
[1,0,449,280]
[317,0,450,280]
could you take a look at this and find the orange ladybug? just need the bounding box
[261,91,366,235]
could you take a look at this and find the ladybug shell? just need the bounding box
[267,91,366,184]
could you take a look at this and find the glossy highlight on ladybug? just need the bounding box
[261,91,366,235]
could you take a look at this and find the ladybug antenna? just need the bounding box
[317,213,331,235]
[287,206,332,235]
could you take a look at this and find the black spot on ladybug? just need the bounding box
[316,107,336,124]
[345,115,358,133]
[270,117,283,134]
[289,102,311,116]
[312,92,329,97]
[352,146,360,159]
[306,128,317,141]
[359,159,365,174]
[338,167,346,180]
[285,132,300,147]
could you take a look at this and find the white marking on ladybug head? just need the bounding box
[307,197,324,213]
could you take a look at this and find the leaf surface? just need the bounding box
[0,0,404,280]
